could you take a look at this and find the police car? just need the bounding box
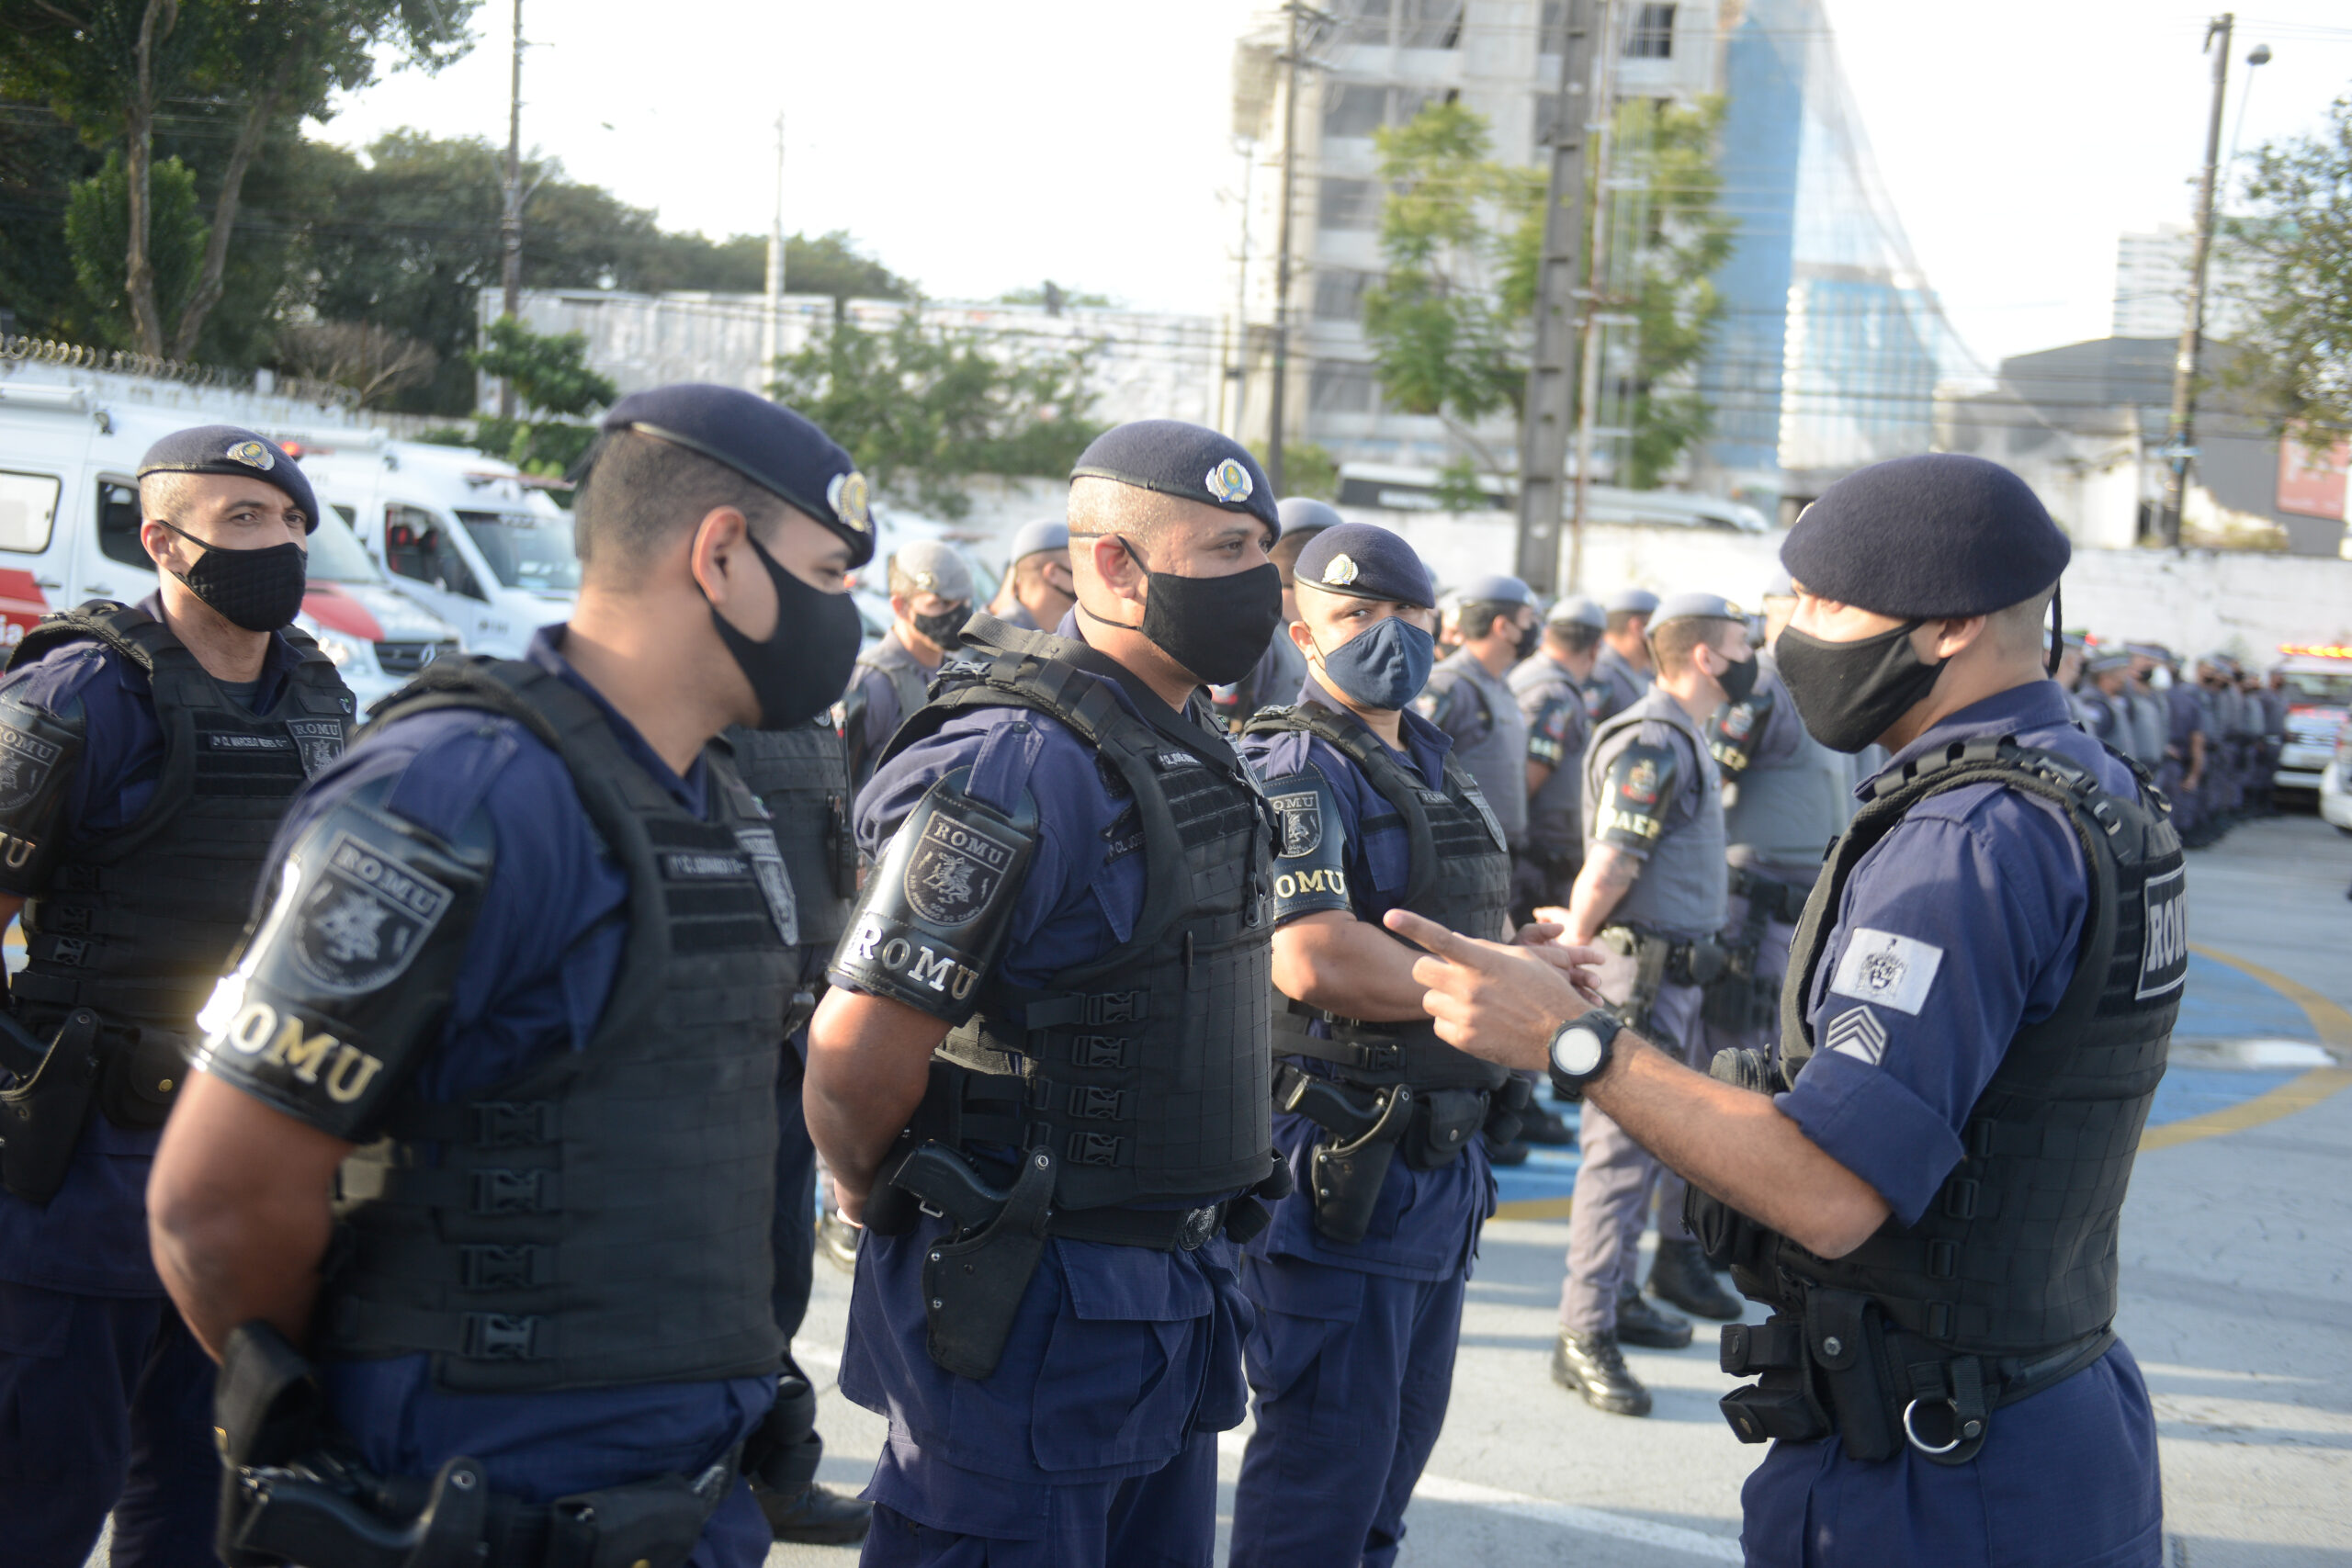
[2318,715,2352,833]
[2274,646,2352,797]
[0,362,461,708]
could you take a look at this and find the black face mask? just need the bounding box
[159,519,307,632]
[1713,649,1759,706]
[1102,536,1283,688]
[1773,619,1945,753]
[911,602,970,649]
[1513,617,1541,661]
[708,531,863,730]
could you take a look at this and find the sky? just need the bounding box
[311,1,2352,372]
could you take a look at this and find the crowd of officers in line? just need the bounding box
[2056,638,2293,850]
[0,389,2179,1568]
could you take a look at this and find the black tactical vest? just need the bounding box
[1768,738,2182,1356]
[890,620,1278,1212]
[319,659,795,1393]
[1246,701,1512,1093]
[9,603,350,1123]
[726,719,854,953]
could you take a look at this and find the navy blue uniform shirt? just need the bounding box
[832,613,1253,1489]
[0,595,305,1297]
[258,626,770,1503]
[1748,678,2162,1568]
[1238,677,1493,1281]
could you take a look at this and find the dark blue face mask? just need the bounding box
[1310,613,1437,712]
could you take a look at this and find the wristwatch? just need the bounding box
[1546,1008,1624,1102]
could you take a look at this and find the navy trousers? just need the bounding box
[0,1282,217,1568]
[1229,1253,1469,1568]
[861,1428,1220,1568]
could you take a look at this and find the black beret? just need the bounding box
[137,425,318,533]
[601,382,874,568]
[1070,419,1279,534]
[1292,523,1434,609]
[1781,454,2070,618]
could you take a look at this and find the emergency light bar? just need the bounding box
[2278,644,2352,660]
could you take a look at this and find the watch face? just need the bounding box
[1553,1024,1605,1078]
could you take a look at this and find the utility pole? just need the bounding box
[1567,0,1623,596]
[1265,1,1305,494]
[762,112,786,396]
[2158,13,2234,549]
[1224,140,1256,437]
[1513,0,1605,592]
[497,0,525,420]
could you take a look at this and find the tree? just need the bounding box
[769,311,1102,519]
[277,320,437,405]
[63,150,205,348]
[0,0,477,359]
[466,316,616,418]
[2219,96,2352,441]
[1360,96,1736,491]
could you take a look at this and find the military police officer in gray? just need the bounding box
[1588,588,1659,722]
[1416,573,1537,856]
[841,540,974,792]
[1547,593,1756,1415]
[1510,594,1606,922]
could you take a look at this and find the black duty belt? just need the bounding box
[1600,926,1730,988]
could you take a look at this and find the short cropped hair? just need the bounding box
[1652,616,1738,678]
[137,471,201,525]
[1546,622,1602,657]
[1605,608,1649,637]
[571,428,787,581]
[1457,600,1521,642]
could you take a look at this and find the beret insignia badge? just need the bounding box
[1322,553,1359,586]
[225,439,275,470]
[1206,457,1254,504]
[828,470,872,534]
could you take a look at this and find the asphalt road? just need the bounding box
[769,811,2352,1566]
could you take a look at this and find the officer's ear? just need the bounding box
[1922,615,1989,662]
[685,505,752,605]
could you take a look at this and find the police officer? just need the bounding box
[987,519,1075,634]
[1417,573,1535,857]
[723,713,874,1544]
[1677,570,1854,1322]
[2077,652,2136,749]
[1393,453,2177,1568]
[2123,645,2171,772]
[1510,593,1606,924]
[1548,592,1755,1414]
[2165,652,2212,847]
[842,539,975,792]
[0,425,351,1567]
[1234,524,1537,1566]
[2194,653,2243,833]
[147,384,871,1568]
[1588,587,1659,722]
[2054,631,2091,728]
[807,419,1288,1567]
[1210,496,1340,731]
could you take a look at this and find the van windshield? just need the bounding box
[307,513,385,584]
[456,510,581,593]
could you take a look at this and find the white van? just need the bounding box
[292,437,580,658]
[0,364,462,708]
[1335,463,1773,533]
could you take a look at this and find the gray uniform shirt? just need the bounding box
[1589,644,1653,723]
[1417,647,1530,848]
[842,629,933,793]
[1582,684,1727,940]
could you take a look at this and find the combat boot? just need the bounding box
[754,1479,874,1545]
[1553,1329,1652,1416]
[1613,1280,1693,1349]
[1648,1235,1743,1321]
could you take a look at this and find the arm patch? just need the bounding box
[1263,768,1351,923]
[1591,738,1681,851]
[829,765,1039,1022]
[193,784,492,1142]
[1706,686,1774,780]
[1527,695,1575,769]
[0,697,84,893]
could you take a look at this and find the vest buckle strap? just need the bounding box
[469,1168,557,1215]
[1070,1034,1129,1069]
[459,1243,549,1291]
[461,1312,548,1360]
[1066,1131,1125,1167]
[1086,991,1147,1025]
[471,1100,556,1148]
